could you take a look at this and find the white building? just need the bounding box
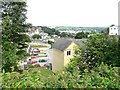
[59,30,91,34]
[109,25,118,35]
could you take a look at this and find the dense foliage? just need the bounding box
[118,36,120,63]
[2,2,30,72]
[40,26,74,38]
[74,34,119,69]
[75,32,89,39]
[48,40,54,45]
[46,63,120,88]
[32,34,41,39]
[40,26,60,36]
[2,63,120,88]
[59,32,74,38]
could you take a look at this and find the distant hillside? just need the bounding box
[32,26,107,33]
[55,26,107,32]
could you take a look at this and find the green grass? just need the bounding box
[28,67,53,77]
[40,68,53,77]
[36,56,47,58]
[39,52,45,54]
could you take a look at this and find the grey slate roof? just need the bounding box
[52,38,72,51]
[52,38,84,51]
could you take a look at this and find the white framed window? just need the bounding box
[67,50,71,56]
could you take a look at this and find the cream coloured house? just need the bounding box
[52,38,81,72]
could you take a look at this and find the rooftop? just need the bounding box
[52,38,84,51]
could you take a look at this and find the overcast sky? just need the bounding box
[26,0,119,27]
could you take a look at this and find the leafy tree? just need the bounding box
[32,34,41,39]
[48,40,54,48]
[41,26,55,35]
[75,31,89,39]
[1,1,30,72]
[40,26,61,36]
[118,36,120,66]
[54,30,61,36]
[74,33,119,69]
[75,32,83,39]
[67,33,75,38]
[60,32,68,37]
[48,40,54,45]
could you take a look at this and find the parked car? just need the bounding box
[31,61,37,64]
[39,59,47,62]
[38,59,48,67]
[32,53,38,56]
[38,54,47,57]
[31,56,36,59]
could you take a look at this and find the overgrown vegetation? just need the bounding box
[2,63,120,88]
